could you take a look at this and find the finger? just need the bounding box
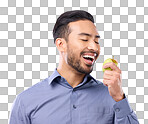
[103,74,119,83]
[104,70,113,76]
[103,79,112,88]
[103,73,113,80]
[106,70,121,79]
[103,79,109,86]
[103,62,121,73]
[103,62,118,70]
[104,70,120,78]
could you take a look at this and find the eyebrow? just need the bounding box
[78,33,100,38]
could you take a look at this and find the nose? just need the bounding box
[87,41,99,51]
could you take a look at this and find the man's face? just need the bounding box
[65,20,100,74]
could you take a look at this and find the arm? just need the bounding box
[9,95,30,124]
[113,97,139,124]
[103,62,139,123]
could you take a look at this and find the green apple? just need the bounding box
[102,57,118,72]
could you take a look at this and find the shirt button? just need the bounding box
[115,108,120,112]
[73,105,77,109]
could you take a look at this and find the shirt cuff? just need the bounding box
[113,97,133,119]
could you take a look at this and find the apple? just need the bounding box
[102,57,118,72]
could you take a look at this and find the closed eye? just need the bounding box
[95,41,99,44]
[81,39,88,41]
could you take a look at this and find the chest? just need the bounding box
[29,87,115,124]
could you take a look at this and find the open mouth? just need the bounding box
[82,54,95,65]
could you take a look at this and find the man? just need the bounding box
[9,10,139,124]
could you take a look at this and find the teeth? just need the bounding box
[83,55,95,59]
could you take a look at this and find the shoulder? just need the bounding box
[16,78,49,104]
[23,78,48,94]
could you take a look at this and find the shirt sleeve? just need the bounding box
[113,97,139,124]
[9,95,31,124]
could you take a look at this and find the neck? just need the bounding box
[57,62,86,88]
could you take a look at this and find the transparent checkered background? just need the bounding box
[0,0,148,123]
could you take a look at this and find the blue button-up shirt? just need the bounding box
[9,69,139,124]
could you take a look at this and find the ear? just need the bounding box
[55,38,67,52]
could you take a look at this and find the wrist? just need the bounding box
[114,93,125,102]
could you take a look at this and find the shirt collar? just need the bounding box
[48,68,99,85]
[48,68,61,85]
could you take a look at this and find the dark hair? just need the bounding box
[53,10,94,43]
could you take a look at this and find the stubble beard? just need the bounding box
[67,47,94,75]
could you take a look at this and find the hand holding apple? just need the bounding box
[102,57,118,72]
[102,58,124,102]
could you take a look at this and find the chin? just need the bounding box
[81,66,93,74]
